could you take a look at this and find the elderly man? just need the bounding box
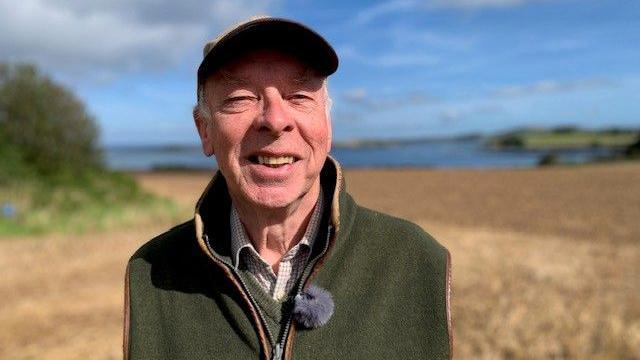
[124,17,451,360]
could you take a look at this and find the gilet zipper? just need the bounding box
[273,225,333,360]
[205,224,334,360]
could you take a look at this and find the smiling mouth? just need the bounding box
[249,155,297,168]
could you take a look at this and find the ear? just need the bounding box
[193,107,215,157]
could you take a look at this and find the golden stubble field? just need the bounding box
[1,163,639,359]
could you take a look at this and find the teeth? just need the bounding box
[257,155,295,166]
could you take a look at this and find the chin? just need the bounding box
[247,187,302,209]
[241,180,319,210]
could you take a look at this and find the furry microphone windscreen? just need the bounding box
[292,285,334,329]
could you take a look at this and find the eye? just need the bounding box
[289,93,311,100]
[224,95,256,104]
[287,93,315,106]
[220,95,257,113]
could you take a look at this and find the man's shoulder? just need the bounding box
[129,219,196,265]
[355,206,432,234]
[126,219,214,291]
[351,205,448,261]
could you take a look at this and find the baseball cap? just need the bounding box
[197,16,339,92]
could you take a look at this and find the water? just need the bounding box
[104,138,617,171]
[106,146,214,171]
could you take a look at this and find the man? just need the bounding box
[124,17,452,360]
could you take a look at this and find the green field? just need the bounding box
[0,171,182,237]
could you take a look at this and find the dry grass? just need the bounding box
[0,226,178,359]
[428,223,639,359]
[344,162,640,243]
[1,163,638,359]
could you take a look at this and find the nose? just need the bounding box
[256,88,294,136]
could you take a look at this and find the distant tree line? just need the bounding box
[0,63,103,183]
[625,134,640,158]
[489,126,639,151]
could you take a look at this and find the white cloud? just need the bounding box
[387,26,475,51]
[343,88,368,103]
[439,108,464,122]
[354,0,418,25]
[438,103,503,123]
[341,47,440,68]
[537,39,587,52]
[355,0,547,25]
[492,78,614,97]
[341,88,437,110]
[431,0,536,9]
[0,0,275,78]
[373,53,440,67]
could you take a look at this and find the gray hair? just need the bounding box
[195,79,332,120]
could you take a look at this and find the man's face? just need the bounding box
[195,50,332,209]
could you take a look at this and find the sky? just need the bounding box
[1,0,638,146]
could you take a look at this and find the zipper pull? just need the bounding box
[272,343,283,360]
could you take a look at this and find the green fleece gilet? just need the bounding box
[124,159,452,359]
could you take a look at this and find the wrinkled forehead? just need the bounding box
[205,49,325,90]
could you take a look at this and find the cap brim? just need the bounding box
[198,18,338,84]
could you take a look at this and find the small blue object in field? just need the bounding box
[2,202,17,218]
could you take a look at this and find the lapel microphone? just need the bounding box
[292,285,334,329]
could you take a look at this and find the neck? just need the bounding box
[232,182,321,269]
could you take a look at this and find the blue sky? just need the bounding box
[1,0,638,145]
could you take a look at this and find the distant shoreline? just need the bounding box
[103,125,639,152]
[103,126,639,171]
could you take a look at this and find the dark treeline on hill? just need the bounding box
[487,125,640,153]
[623,134,640,158]
[485,125,640,167]
[0,63,177,235]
